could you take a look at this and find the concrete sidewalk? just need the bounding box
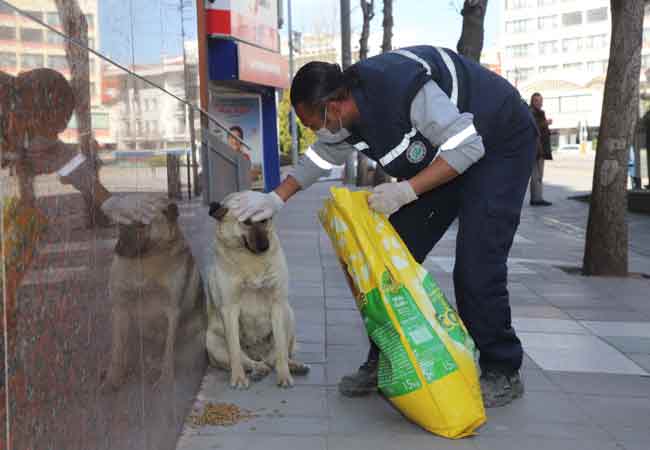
[177,161,650,450]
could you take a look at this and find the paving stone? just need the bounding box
[545,372,650,397]
[570,394,650,430]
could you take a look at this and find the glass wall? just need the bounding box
[1,1,207,449]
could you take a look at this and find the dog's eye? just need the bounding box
[243,219,253,226]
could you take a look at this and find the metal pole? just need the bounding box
[180,0,196,198]
[340,0,356,184]
[288,0,298,165]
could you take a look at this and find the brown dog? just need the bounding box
[102,198,203,391]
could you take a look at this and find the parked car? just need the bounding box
[556,144,580,152]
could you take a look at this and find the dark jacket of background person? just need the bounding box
[531,106,553,161]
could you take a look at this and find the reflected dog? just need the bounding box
[102,198,203,391]
[205,195,309,389]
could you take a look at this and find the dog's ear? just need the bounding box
[163,203,179,223]
[209,202,228,221]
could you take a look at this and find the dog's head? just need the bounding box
[208,196,273,255]
[114,201,181,258]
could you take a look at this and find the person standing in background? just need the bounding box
[529,93,553,207]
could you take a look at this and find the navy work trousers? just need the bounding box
[365,102,537,376]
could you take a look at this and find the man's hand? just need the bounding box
[100,194,169,225]
[368,181,417,215]
[231,191,284,222]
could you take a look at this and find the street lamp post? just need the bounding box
[288,0,298,166]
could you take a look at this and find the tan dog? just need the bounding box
[205,195,309,389]
[103,199,203,391]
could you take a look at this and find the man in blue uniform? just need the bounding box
[231,46,537,408]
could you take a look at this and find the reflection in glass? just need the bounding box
[1,1,206,449]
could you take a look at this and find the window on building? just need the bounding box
[90,82,96,96]
[22,54,44,69]
[587,60,608,73]
[24,11,43,21]
[0,52,17,68]
[47,55,67,70]
[643,55,650,69]
[506,19,535,33]
[89,58,95,72]
[537,0,556,6]
[506,67,534,83]
[47,30,64,45]
[563,62,584,71]
[539,41,559,55]
[544,97,560,113]
[562,11,582,27]
[586,34,608,49]
[85,14,94,27]
[46,12,60,26]
[176,117,186,135]
[507,44,535,58]
[0,25,15,40]
[88,38,95,49]
[563,37,582,52]
[587,7,608,23]
[0,3,15,15]
[20,28,44,43]
[560,95,591,113]
[644,27,650,47]
[507,0,534,9]
[539,65,559,73]
[538,15,559,30]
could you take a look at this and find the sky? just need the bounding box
[285,0,501,54]
[98,0,501,66]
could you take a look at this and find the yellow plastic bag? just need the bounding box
[319,187,486,438]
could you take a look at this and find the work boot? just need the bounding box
[338,361,378,397]
[480,370,524,408]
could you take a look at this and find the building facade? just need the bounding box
[0,0,108,142]
[500,0,650,146]
[101,42,199,151]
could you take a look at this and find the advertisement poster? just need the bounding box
[209,91,264,189]
[205,0,279,52]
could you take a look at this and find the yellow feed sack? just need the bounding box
[319,187,485,438]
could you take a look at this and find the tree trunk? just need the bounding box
[583,0,644,277]
[359,0,374,60]
[381,0,393,54]
[456,0,488,63]
[54,0,109,227]
[356,0,374,186]
[371,0,394,186]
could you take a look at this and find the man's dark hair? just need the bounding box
[290,61,359,114]
[229,125,244,139]
[530,92,542,104]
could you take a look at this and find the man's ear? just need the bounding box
[209,202,228,221]
[163,203,179,223]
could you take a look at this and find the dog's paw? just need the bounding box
[276,373,294,389]
[289,361,310,376]
[248,363,271,382]
[230,372,250,390]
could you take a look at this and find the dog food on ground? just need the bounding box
[188,402,256,427]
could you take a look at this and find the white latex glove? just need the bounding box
[100,194,168,225]
[231,191,284,222]
[368,181,418,215]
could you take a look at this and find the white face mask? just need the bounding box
[316,104,350,143]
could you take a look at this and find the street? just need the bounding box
[176,153,650,450]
